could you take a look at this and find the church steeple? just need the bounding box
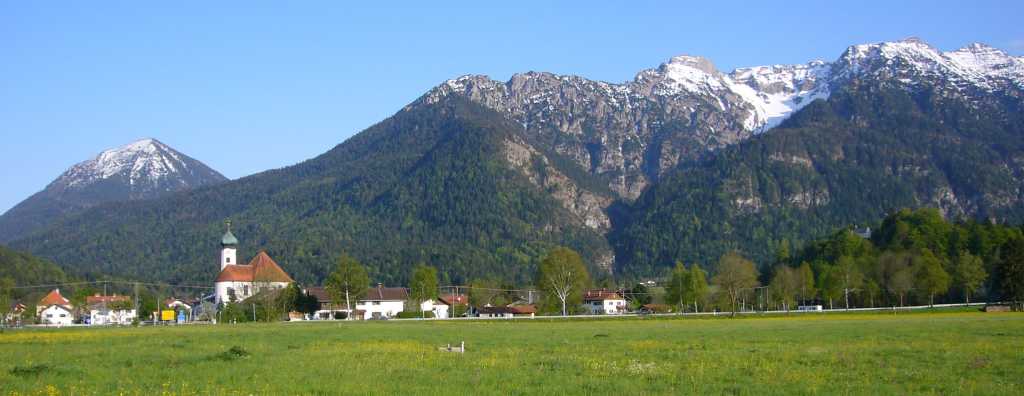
[221,220,238,247]
[220,219,237,270]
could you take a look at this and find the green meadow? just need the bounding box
[1,311,1022,395]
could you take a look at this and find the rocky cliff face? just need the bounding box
[414,38,1024,237]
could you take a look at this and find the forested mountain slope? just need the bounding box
[10,97,610,285]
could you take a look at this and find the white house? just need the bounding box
[37,289,74,325]
[213,223,294,304]
[86,294,136,325]
[420,299,449,319]
[355,284,407,320]
[583,289,627,315]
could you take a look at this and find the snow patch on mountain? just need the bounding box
[53,138,225,197]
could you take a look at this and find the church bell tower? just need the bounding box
[220,220,238,270]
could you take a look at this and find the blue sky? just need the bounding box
[1,1,1022,214]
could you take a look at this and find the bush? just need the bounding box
[395,311,435,319]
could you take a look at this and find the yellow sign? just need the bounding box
[161,310,175,321]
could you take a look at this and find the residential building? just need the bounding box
[37,289,74,325]
[306,286,352,319]
[583,289,627,315]
[355,284,407,320]
[86,294,136,325]
[420,299,449,319]
[478,305,536,318]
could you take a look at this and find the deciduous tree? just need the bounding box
[711,252,759,316]
[954,252,987,304]
[409,264,439,317]
[325,253,369,319]
[915,249,950,307]
[537,247,590,316]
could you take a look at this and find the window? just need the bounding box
[47,314,53,318]
[244,285,250,296]
[226,257,231,263]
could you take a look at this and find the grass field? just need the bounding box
[1,311,1022,395]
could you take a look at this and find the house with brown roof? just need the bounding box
[86,294,136,325]
[478,304,537,319]
[37,288,74,325]
[583,289,627,315]
[213,223,294,304]
[305,286,356,320]
[356,284,408,320]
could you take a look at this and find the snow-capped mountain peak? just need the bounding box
[51,138,227,198]
[0,138,227,242]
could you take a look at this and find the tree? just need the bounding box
[409,264,439,317]
[0,277,13,329]
[664,261,690,312]
[468,278,505,310]
[863,279,881,308]
[954,252,987,304]
[996,238,1024,305]
[711,252,759,316]
[769,266,798,312]
[816,266,842,310]
[325,253,369,319]
[537,247,590,316]
[687,264,709,313]
[881,252,914,307]
[797,262,816,305]
[626,283,652,310]
[835,256,864,309]
[915,249,950,307]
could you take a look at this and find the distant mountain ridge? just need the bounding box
[0,138,227,242]
[422,38,1023,205]
[8,37,1024,283]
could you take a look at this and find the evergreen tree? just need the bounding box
[997,238,1024,305]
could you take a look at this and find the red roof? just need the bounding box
[38,289,70,307]
[86,294,129,304]
[439,294,468,306]
[215,251,294,283]
[583,289,623,301]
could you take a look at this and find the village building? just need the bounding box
[355,284,407,320]
[583,289,628,315]
[477,304,537,318]
[86,294,136,325]
[213,223,294,304]
[37,288,74,325]
[305,286,356,320]
[419,299,449,319]
[5,302,27,325]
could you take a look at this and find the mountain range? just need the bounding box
[5,38,1024,285]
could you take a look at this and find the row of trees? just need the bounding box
[768,208,1024,310]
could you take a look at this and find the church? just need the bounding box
[214,222,294,304]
